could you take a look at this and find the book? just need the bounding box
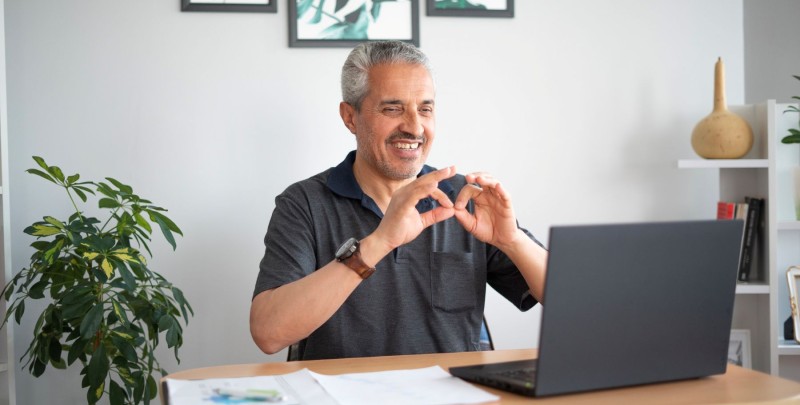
[716,197,763,282]
[717,201,736,219]
[737,197,763,282]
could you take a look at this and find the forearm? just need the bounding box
[249,234,392,354]
[500,229,549,302]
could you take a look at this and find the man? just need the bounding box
[250,40,547,360]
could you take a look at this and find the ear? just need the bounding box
[339,101,357,134]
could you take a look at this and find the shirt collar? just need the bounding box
[327,150,455,212]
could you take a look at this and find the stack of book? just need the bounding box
[717,197,764,282]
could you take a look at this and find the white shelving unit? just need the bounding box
[678,100,800,380]
[0,1,15,402]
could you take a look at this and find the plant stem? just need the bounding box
[64,186,85,224]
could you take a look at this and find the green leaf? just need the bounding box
[146,374,158,401]
[106,177,133,195]
[49,165,66,182]
[26,168,57,184]
[50,356,67,370]
[134,212,153,234]
[87,344,109,392]
[32,156,49,171]
[48,338,63,366]
[87,380,105,404]
[73,187,89,202]
[158,314,174,332]
[172,287,194,320]
[116,265,137,294]
[109,380,127,405]
[166,324,180,348]
[44,216,65,229]
[80,302,104,339]
[28,280,48,299]
[32,358,47,377]
[14,300,25,323]
[148,212,179,250]
[101,258,114,278]
[781,133,800,144]
[29,224,62,237]
[73,184,96,196]
[67,173,80,184]
[111,334,137,363]
[99,197,121,209]
[67,338,88,365]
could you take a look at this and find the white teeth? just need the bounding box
[393,143,419,150]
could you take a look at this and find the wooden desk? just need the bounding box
[163,349,800,404]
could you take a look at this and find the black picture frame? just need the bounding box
[181,0,277,13]
[289,0,419,48]
[426,0,513,18]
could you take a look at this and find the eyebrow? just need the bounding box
[379,99,435,106]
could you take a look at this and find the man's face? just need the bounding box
[344,63,436,181]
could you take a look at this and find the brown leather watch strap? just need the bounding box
[341,250,376,279]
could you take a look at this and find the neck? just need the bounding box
[352,158,416,213]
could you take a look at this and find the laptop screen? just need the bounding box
[534,220,743,396]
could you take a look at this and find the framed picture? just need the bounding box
[728,329,752,369]
[289,0,419,48]
[181,0,277,13]
[426,0,514,18]
[788,266,800,343]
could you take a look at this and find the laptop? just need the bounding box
[450,220,744,397]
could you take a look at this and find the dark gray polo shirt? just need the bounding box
[254,151,539,360]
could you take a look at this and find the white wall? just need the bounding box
[4,1,745,403]
[744,0,800,104]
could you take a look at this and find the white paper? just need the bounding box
[166,366,498,405]
[166,374,298,404]
[310,366,499,405]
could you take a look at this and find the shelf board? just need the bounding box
[778,221,800,231]
[778,340,800,355]
[735,283,770,294]
[677,159,768,169]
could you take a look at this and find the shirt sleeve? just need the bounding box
[485,226,544,311]
[253,188,317,299]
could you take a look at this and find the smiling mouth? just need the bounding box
[392,142,420,150]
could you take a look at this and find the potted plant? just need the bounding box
[780,75,800,144]
[1,157,193,405]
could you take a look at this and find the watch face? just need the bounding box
[336,237,358,259]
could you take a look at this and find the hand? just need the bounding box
[454,172,522,250]
[372,166,457,251]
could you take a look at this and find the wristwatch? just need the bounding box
[335,237,376,279]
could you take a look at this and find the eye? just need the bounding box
[383,107,403,115]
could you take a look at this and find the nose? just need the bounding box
[400,110,424,137]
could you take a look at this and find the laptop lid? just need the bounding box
[534,220,743,396]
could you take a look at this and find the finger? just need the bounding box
[430,187,454,208]
[464,172,493,185]
[454,208,477,234]
[468,173,500,189]
[455,183,482,210]
[420,206,455,228]
[420,165,457,185]
[392,166,456,208]
[408,166,456,200]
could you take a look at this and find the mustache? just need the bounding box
[387,132,425,143]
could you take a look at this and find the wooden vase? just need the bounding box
[691,57,754,159]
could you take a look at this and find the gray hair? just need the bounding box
[341,40,432,110]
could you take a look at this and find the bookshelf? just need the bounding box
[0,3,14,402]
[678,100,800,380]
